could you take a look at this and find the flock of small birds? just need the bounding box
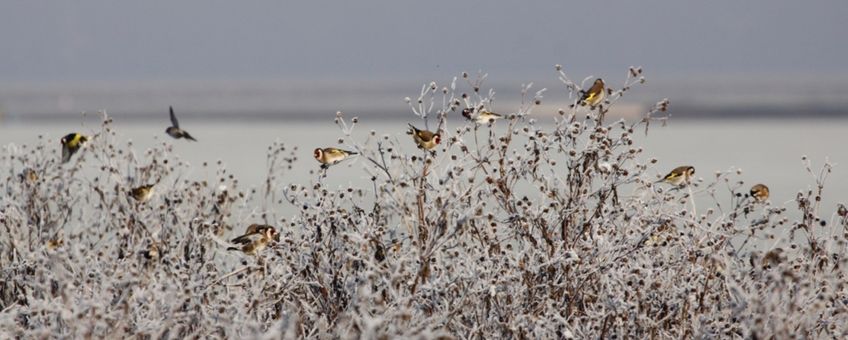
[577,79,768,205]
[8,66,847,338]
[57,104,453,254]
[656,165,770,203]
[55,104,441,255]
[53,79,773,257]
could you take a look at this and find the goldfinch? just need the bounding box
[60,133,88,163]
[761,248,784,268]
[462,108,503,124]
[230,224,278,243]
[46,238,64,251]
[313,147,357,168]
[657,165,695,186]
[475,111,503,124]
[129,184,155,202]
[165,106,197,141]
[476,111,503,124]
[228,225,278,255]
[408,123,441,150]
[750,184,770,202]
[579,78,606,108]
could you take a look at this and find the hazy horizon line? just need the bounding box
[2,103,846,126]
[2,75,847,123]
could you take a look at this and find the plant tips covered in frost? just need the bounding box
[1,66,847,339]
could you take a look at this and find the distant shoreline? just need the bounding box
[3,76,848,124]
[2,104,846,125]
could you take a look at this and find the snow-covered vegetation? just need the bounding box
[2,67,846,338]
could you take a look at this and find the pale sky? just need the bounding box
[1,1,847,83]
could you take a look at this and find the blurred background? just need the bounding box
[1,1,846,207]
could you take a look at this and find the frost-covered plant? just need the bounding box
[1,66,846,339]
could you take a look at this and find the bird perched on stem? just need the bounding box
[657,166,695,186]
[408,124,441,150]
[231,224,278,243]
[46,238,64,251]
[313,147,357,168]
[228,224,278,255]
[462,108,502,124]
[165,106,197,141]
[750,184,770,203]
[578,78,606,108]
[129,184,156,202]
[60,133,88,163]
[476,111,502,124]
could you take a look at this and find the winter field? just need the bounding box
[2,67,848,338]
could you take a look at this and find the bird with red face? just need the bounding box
[408,124,441,151]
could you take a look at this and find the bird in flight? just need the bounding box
[165,106,197,141]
